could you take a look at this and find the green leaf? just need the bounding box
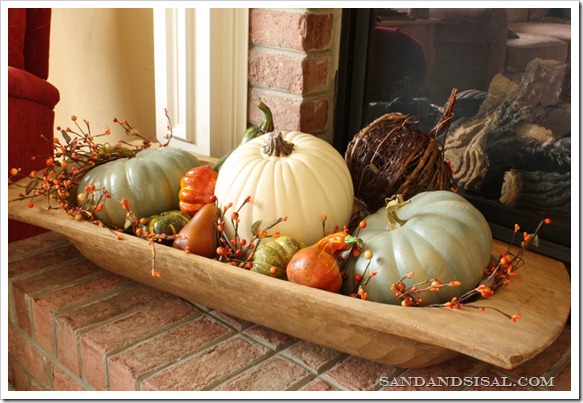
[251,220,262,236]
[61,129,71,144]
[530,233,540,248]
[25,179,39,195]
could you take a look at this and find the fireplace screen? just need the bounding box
[334,8,573,264]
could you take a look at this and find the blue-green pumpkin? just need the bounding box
[343,191,492,306]
[77,147,200,228]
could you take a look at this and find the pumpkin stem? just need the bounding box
[257,102,275,133]
[262,131,295,158]
[98,145,136,159]
[385,194,409,231]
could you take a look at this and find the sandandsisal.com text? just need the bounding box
[379,375,555,388]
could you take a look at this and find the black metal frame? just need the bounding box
[333,9,373,155]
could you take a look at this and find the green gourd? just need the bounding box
[343,191,492,306]
[77,147,200,228]
[252,236,304,280]
[137,210,191,237]
[213,102,274,172]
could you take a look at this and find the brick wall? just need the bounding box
[247,9,340,142]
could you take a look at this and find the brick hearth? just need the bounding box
[8,231,571,392]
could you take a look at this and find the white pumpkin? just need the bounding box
[214,131,354,246]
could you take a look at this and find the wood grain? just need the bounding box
[8,179,570,369]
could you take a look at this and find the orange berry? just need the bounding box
[401,298,413,307]
[510,314,521,322]
[477,285,494,298]
[120,198,130,210]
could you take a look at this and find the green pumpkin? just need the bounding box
[137,210,191,237]
[343,191,492,306]
[213,102,274,172]
[77,147,200,228]
[252,236,304,279]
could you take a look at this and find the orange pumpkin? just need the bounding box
[178,165,218,216]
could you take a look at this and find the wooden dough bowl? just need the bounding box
[8,180,570,369]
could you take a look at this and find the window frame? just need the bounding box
[153,8,249,158]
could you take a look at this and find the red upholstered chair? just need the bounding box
[8,8,60,242]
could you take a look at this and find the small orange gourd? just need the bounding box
[178,165,218,216]
[286,232,362,293]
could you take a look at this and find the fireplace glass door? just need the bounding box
[334,8,573,265]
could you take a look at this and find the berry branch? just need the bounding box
[344,216,552,322]
[9,112,173,224]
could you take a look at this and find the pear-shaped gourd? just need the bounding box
[173,203,219,259]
